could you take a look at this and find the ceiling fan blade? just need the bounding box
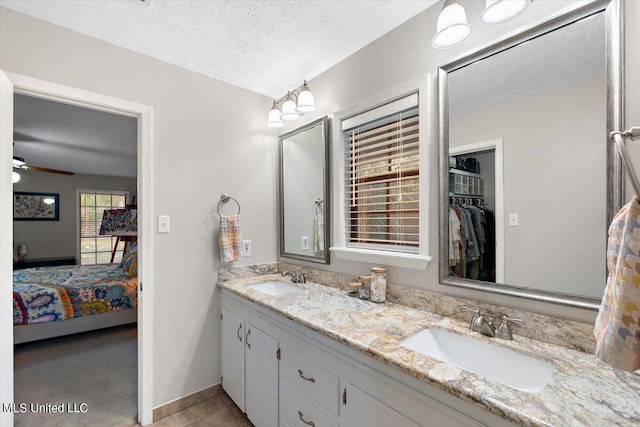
[26,165,75,175]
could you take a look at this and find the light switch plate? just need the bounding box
[158,215,170,233]
[301,236,309,251]
[509,213,519,227]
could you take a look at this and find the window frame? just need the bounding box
[330,76,432,270]
[76,189,130,265]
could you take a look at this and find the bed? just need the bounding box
[13,263,138,344]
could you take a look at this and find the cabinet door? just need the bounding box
[344,383,419,427]
[245,323,279,427]
[221,308,245,412]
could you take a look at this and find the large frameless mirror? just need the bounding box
[438,0,623,308]
[279,116,330,264]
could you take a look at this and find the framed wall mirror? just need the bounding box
[438,0,623,309]
[279,116,330,264]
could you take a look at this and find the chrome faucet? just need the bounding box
[461,307,495,337]
[495,315,524,340]
[461,307,524,340]
[282,270,306,284]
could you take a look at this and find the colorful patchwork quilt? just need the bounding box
[13,264,137,326]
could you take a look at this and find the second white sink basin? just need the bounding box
[248,281,303,296]
[400,328,554,393]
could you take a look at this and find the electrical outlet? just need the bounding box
[509,213,519,226]
[158,215,170,233]
[242,240,252,257]
[301,236,309,251]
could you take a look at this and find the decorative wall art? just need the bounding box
[13,192,60,221]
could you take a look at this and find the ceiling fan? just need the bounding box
[13,156,75,176]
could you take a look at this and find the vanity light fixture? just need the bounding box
[432,0,533,49]
[12,171,20,184]
[432,0,473,49]
[481,0,532,25]
[267,81,316,128]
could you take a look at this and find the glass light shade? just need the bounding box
[267,105,284,128]
[280,98,300,121]
[12,171,20,183]
[432,0,472,49]
[481,0,531,25]
[296,87,316,114]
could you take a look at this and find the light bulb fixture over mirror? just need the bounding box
[481,0,532,25]
[432,0,534,49]
[432,0,473,49]
[267,80,316,127]
[12,171,20,184]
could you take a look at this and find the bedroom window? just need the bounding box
[342,93,419,253]
[79,191,128,265]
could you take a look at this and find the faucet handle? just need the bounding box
[461,306,481,332]
[495,315,524,340]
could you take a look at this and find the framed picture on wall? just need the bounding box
[13,192,60,221]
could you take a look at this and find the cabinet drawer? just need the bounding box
[281,346,340,415]
[281,382,338,427]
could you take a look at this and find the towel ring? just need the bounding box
[217,194,241,218]
[315,198,324,215]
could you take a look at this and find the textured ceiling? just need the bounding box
[449,11,605,117]
[0,0,438,98]
[14,94,138,178]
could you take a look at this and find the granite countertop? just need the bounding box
[218,274,640,427]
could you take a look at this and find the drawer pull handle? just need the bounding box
[246,329,251,349]
[298,369,316,383]
[236,324,242,342]
[298,410,315,426]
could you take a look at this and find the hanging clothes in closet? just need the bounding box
[449,199,495,282]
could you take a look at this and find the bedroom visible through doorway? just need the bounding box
[12,93,139,426]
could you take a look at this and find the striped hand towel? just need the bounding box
[219,215,242,263]
[314,213,324,252]
[594,197,640,371]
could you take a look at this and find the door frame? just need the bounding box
[449,138,505,283]
[0,70,154,426]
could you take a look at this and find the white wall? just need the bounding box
[279,0,640,324]
[13,169,136,260]
[0,7,278,408]
[451,77,605,298]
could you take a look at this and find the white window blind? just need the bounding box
[343,94,419,253]
[79,190,127,265]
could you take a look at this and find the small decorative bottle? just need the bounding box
[357,275,371,300]
[370,267,387,303]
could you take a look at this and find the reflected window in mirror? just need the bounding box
[279,116,330,264]
[438,0,623,308]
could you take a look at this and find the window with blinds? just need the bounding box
[79,190,128,265]
[343,94,419,253]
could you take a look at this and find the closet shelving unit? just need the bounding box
[449,168,484,199]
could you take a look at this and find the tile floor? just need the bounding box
[150,392,252,427]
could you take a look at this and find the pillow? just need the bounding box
[121,241,138,277]
[119,241,133,267]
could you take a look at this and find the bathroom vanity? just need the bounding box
[218,270,640,427]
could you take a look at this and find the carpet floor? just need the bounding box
[14,324,138,427]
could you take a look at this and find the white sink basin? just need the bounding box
[400,328,554,393]
[248,281,304,296]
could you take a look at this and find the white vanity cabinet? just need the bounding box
[221,308,245,411]
[221,291,516,427]
[221,306,279,427]
[343,383,419,427]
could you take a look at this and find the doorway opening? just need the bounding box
[0,71,153,426]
